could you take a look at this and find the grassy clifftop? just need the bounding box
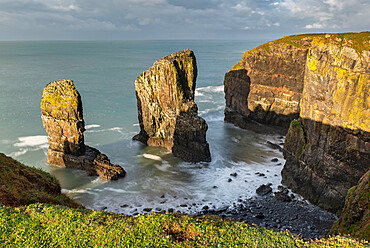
[231,31,370,71]
[1,203,368,247]
[0,153,368,246]
[0,153,81,208]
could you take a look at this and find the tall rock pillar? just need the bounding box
[41,79,126,180]
[133,49,211,162]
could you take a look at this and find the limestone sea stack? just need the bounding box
[133,49,211,162]
[41,79,125,180]
[282,33,370,213]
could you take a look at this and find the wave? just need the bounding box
[196,85,224,93]
[154,161,172,172]
[10,135,49,157]
[85,124,101,129]
[14,135,48,147]
[86,126,124,134]
[195,91,204,97]
[61,188,97,195]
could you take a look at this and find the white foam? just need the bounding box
[86,126,124,134]
[9,149,29,157]
[85,124,101,129]
[62,188,96,195]
[14,135,48,147]
[196,85,224,93]
[142,153,162,161]
[104,187,127,193]
[153,161,171,172]
[133,123,140,126]
[195,91,204,96]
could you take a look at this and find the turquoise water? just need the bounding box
[0,40,287,214]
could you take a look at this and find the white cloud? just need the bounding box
[0,0,368,40]
[304,23,324,29]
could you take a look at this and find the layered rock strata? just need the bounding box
[133,49,211,162]
[282,33,370,213]
[225,35,318,129]
[41,79,125,180]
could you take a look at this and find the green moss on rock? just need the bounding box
[328,170,370,241]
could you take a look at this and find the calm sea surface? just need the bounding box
[0,40,287,213]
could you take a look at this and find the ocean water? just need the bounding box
[0,40,288,214]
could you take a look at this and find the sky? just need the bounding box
[0,0,369,40]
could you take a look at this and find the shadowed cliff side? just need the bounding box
[328,169,369,241]
[282,33,370,213]
[41,80,126,181]
[133,49,211,162]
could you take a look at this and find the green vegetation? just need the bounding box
[290,119,303,130]
[0,153,82,208]
[0,203,368,247]
[329,171,370,242]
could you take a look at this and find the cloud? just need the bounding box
[305,23,324,29]
[0,0,368,40]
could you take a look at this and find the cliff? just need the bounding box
[0,153,81,208]
[133,49,211,162]
[282,33,370,213]
[224,34,321,129]
[41,80,126,180]
[329,169,369,241]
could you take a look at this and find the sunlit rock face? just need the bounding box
[282,33,370,213]
[41,79,125,180]
[133,49,211,162]
[224,35,314,129]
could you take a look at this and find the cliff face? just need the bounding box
[329,169,369,241]
[41,80,126,180]
[282,33,370,213]
[133,49,211,162]
[225,35,316,129]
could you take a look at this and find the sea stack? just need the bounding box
[41,79,125,180]
[282,33,370,213]
[133,49,211,162]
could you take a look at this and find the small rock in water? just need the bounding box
[228,178,233,182]
[168,208,174,213]
[266,141,283,152]
[213,186,218,188]
[230,172,238,177]
[120,204,129,208]
[160,194,165,198]
[180,204,187,207]
[271,158,279,162]
[143,208,152,212]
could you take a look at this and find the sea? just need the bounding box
[0,40,289,214]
